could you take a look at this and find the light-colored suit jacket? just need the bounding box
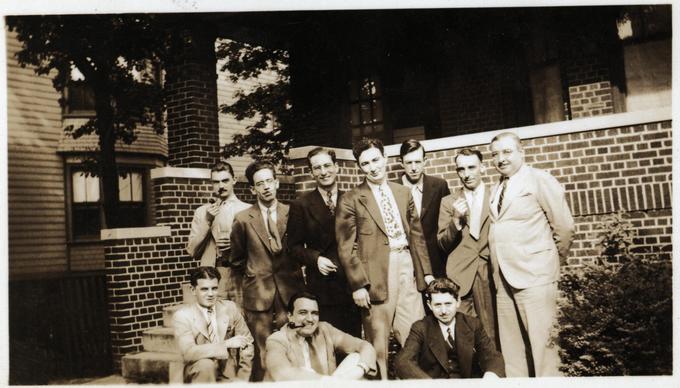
[229,203,304,311]
[488,165,575,289]
[336,181,432,302]
[264,322,376,381]
[173,300,254,381]
[437,185,491,297]
[186,197,251,267]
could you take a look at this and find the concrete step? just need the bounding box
[142,327,179,354]
[162,304,184,328]
[122,351,184,384]
[182,282,195,304]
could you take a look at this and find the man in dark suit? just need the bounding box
[336,138,434,379]
[287,147,361,338]
[229,160,305,381]
[437,148,497,347]
[398,139,451,277]
[395,277,504,379]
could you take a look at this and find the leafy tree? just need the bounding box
[7,15,167,228]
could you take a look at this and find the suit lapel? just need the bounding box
[425,316,452,371]
[248,206,273,254]
[389,182,411,234]
[455,315,474,377]
[276,202,289,238]
[285,326,307,368]
[191,303,210,341]
[420,174,434,220]
[357,181,388,236]
[215,302,229,342]
[308,189,331,226]
[496,165,528,219]
[479,184,491,229]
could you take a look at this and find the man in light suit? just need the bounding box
[488,132,575,377]
[395,277,504,379]
[287,147,361,338]
[437,148,497,348]
[229,160,305,381]
[173,266,254,383]
[186,161,251,304]
[336,138,434,379]
[398,139,451,277]
[264,292,377,381]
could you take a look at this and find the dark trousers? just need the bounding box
[244,291,287,382]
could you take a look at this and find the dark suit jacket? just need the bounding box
[336,181,432,302]
[437,185,491,297]
[287,190,352,306]
[395,313,505,379]
[230,203,304,312]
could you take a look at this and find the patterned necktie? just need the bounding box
[325,190,335,216]
[497,178,507,214]
[379,186,403,240]
[447,328,456,357]
[207,308,217,343]
[306,337,324,374]
[267,208,282,254]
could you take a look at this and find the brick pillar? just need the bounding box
[165,22,220,168]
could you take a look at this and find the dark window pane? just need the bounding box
[72,206,101,238]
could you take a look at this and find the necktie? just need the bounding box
[446,327,455,348]
[497,179,507,214]
[267,208,282,254]
[411,185,422,217]
[207,308,217,343]
[468,190,480,240]
[379,186,403,240]
[325,190,335,216]
[306,337,325,374]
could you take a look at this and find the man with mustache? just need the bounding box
[489,132,574,376]
[187,161,251,304]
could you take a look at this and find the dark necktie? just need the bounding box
[325,190,335,216]
[446,327,455,349]
[306,337,324,374]
[267,208,282,254]
[497,178,507,214]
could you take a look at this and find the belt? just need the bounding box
[390,245,410,253]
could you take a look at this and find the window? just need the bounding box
[69,168,148,240]
[348,76,384,142]
[64,82,96,116]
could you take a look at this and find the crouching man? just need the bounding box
[395,277,505,379]
[173,266,255,383]
[264,292,377,381]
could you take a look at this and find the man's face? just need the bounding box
[491,136,524,177]
[401,148,426,184]
[211,170,235,200]
[288,297,320,337]
[309,152,339,190]
[455,154,485,190]
[193,278,219,309]
[250,168,279,207]
[427,292,460,326]
[358,146,387,185]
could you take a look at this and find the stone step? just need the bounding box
[142,327,179,354]
[162,304,184,328]
[121,351,184,384]
[182,282,195,304]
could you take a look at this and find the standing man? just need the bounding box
[437,149,497,348]
[395,277,504,379]
[287,147,361,338]
[336,138,434,379]
[229,160,305,381]
[186,161,251,304]
[173,266,254,383]
[488,132,574,377]
[398,139,451,277]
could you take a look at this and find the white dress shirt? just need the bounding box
[463,184,485,240]
[401,175,423,217]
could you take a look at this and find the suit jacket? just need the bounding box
[229,203,305,311]
[488,165,575,289]
[336,181,432,302]
[394,313,505,379]
[287,189,353,306]
[264,322,376,381]
[437,185,491,297]
[398,174,451,277]
[186,197,251,267]
[173,300,255,381]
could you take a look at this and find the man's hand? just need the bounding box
[216,235,231,255]
[206,201,221,222]
[352,288,371,309]
[424,275,435,285]
[452,197,469,219]
[317,256,338,275]
[224,335,249,349]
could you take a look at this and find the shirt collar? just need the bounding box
[366,179,388,191]
[317,186,337,198]
[438,318,456,337]
[257,200,278,213]
[401,175,423,191]
[463,184,484,196]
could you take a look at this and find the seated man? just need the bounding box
[173,266,255,383]
[264,291,377,381]
[395,277,505,379]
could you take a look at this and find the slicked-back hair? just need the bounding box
[454,148,483,165]
[399,139,425,159]
[211,160,235,177]
[352,138,385,162]
[189,266,221,287]
[490,132,523,151]
[245,160,276,186]
[287,291,320,313]
[425,277,460,301]
[306,147,337,169]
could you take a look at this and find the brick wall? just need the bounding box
[290,114,672,268]
[568,81,614,119]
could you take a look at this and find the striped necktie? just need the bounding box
[497,178,507,214]
[207,308,217,343]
